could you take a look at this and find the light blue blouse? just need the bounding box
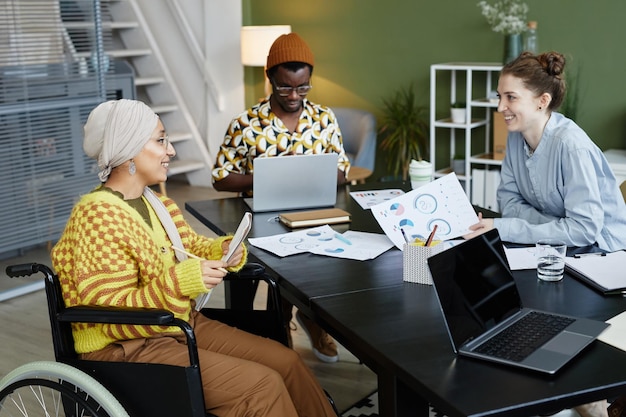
[493,112,626,251]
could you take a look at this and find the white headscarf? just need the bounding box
[83,99,159,182]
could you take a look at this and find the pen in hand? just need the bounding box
[171,246,229,273]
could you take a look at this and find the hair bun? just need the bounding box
[540,51,566,78]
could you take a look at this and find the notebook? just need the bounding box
[244,153,339,212]
[279,208,350,228]
[427,229,609,374]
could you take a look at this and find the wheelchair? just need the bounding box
[0,261,291,417]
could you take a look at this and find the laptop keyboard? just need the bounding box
[474,311,575,362]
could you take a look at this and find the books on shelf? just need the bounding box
[279,208,351,228]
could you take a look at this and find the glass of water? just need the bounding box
[536,239,567,282]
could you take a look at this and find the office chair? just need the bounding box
[4,262,287,417]
[333,107,377,182]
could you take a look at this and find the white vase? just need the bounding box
[450,108,466,124]
[452,159,465,175]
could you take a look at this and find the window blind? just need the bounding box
[0,0,128,257]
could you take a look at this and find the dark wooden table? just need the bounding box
[312,270,626,417]
[185,182,626,417]
[185,182,408,313]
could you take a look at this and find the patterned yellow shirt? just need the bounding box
[212,97,351,182]
[51,187,246,354]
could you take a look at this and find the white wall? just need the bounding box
[134,0,244,159]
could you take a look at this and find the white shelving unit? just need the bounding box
[429,62,503,201]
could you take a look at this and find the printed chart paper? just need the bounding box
[248,225,393,260]
[371,173,479,250]
[350,189,405,210]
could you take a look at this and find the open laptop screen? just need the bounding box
[428,230,522,349]
[248,153,339,212]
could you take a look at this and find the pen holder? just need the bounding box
[402,242,445,285]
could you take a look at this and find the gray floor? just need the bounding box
[0,179,376,412]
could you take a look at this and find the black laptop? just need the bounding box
[427,229,609,374]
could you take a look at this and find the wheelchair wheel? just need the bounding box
[0,361,129,417]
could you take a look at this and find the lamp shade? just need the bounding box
[240,25,291,67]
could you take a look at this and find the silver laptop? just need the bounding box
[427,229,609,374]
[245,153,338,212]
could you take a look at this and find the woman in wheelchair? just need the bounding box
[50,99,338,417]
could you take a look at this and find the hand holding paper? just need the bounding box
[222,212,252,264]
[370,173,479,250]
[194,212,252,311]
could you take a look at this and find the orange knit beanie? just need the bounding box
[266,33,315,70]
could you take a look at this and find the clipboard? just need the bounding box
[564,250,626,295]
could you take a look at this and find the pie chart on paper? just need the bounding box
[398,219,414,228]
[324,247,345,254]
[390,202,405,216]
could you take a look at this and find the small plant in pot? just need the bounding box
[450,102,467,124]
[452,153,466,175]
[378,84,429,180]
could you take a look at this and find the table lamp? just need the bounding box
[240,25,291,97]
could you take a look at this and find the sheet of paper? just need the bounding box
[196,212,252,311]
[370,173,479,250]
[565,250,626,292]
[221,212,252,263]
[598,310,626,352]
[350,189,405,210]
[249,225,336,257]
[503,246,538,270]
[308,230,394,260]
[248,225,394,260]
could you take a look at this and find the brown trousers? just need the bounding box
[82,311,336,417]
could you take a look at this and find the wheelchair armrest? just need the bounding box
[224,262,265,281]
[58,306,199,366]
[221,262,283,317]
[59,306,175,325]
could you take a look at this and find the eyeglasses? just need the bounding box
[272,82,313,97]
[157,134,170,149]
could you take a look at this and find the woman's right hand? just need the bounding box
[199,260,228,290]
[463,212,495,240]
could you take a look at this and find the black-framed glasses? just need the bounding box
[272,82,313,97]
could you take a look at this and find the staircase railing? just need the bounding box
[166,0,224,112]
[127,0,215,166]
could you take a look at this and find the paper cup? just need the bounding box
[409,159,433,190]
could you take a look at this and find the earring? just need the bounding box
[129,159,136,175]
[538,106,542,110]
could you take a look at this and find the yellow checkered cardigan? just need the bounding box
[51,188,247,354]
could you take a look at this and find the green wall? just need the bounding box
[243,0,626,178]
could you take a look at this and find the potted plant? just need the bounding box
[378,84,429,180]
[452,153,466,175]
[450,102,467,124]
[560,62,581,122]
